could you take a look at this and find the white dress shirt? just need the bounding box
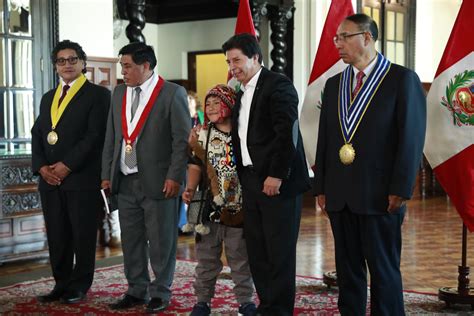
[352,55,378,90]
[238,68,262,167]
[120,72,158,174]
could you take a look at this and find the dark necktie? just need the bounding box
[58,84,70,107]
[352,71,365,98]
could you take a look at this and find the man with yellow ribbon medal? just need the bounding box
[31,40,110,304]
[314,14,426,315]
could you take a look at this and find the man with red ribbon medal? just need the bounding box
[32,40,110,304]
[314,14,426,315]
[101,42,190,313]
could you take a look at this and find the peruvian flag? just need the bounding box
[228,0,257,90]
[424,0,474,231]
[300,0,354,169]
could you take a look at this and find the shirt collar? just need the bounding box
[241,68,262,92]
[60,77,78,88]
[352,54,378,78]
[137,71,157,91]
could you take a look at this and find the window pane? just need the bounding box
[373,8,380,29]
[396,42,405,66]
[0,39,5,86]
[0,91,5,138]
[9,39,33,88]
[386,11,395,41]
[12,90,34,138]
[363,6,371,16]
[396,12,404,42]
[8,0,31,36]
[387,41,395,62]
[0,1,4,33]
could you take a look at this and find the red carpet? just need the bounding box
[0,260,469,315]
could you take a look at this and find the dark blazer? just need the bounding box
[101,81,190,199]
[231,67,311,197]
[314,63,426,214]
[32,80,110,191]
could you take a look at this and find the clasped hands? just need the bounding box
[39,162,71,186]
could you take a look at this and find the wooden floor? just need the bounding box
[1,194,472,294]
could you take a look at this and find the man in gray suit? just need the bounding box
[101,42,190,313]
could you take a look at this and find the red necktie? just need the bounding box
[352,71,365,98]
[58,84,70,106]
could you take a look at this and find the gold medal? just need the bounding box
[47,130,58,145]
[339,143,355,165]
[125,143,133,154]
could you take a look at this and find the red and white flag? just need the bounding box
[228,0,257,90]
[300,0,354,169]
[424,0,474,231]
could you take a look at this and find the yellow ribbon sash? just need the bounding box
[50,74,87,129]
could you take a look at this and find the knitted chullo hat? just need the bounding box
[204,84,236,124]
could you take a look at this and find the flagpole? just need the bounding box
[438,224,474,308]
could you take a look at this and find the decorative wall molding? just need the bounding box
[2,192,42,217]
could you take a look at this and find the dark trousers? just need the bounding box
[241,169,302,316]
[328,206,406,316]
[40,189,100,294]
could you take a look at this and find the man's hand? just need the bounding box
[50,162,71,180]
[39,165,61,186]
[316,195,328,218]
[387,195,406,213]
[163,179,180,198]
[182,187,196,204]
[262,176,282,196]
[101,180,111,190]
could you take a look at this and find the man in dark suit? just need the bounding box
[222,33,311,316]
[314,14,426,315]
[32,40,110,304]
[101,42,190,313]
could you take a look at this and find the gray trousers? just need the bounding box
[194,222,254,304]
[118,173,179,301]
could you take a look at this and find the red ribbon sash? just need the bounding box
[121,76,165,146]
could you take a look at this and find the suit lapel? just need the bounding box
[247,67,266,128]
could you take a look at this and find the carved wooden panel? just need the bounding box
[0,156,48,263]
[85,57,118,91]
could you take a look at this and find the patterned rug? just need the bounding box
[0,260,471,315]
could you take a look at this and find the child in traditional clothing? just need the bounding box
[182,84,256,316]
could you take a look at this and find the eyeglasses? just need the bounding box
[333,31,367,44]
[55,57,80,66]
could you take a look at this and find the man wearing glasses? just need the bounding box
[32,40,110,304]
[314,14,426,315]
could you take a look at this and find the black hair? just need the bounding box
[222,33,263,64]
[345,13,379,42]
[118,42,157,70]
[51,40,87,73]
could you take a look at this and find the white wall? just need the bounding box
[113,18,235,80]
[58,0,114,57]
[415,0,461,82]
[113,21,160,75]
[155,18,235,80]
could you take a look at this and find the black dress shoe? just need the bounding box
[145,297,169,313]
[37,290,63,303]
[60,291,86,304]
[109,294,148,310]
